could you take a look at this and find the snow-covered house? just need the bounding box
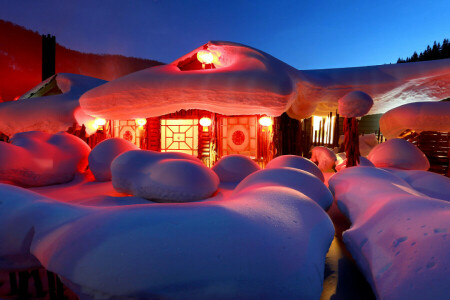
[1,41,450,166]
[78,41,450,165]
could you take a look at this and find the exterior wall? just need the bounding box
[103,109,275,167]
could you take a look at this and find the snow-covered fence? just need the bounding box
[403,130,450,176]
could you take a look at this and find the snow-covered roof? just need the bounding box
[380,101,450,139]
[0,73,106,136]
[80,41,300,120]
[299,59,450,116]
[79,41,450,120]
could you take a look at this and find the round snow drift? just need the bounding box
[266,155,324,182]
[368,138,430,170]
[0,131,90,187]
[212,154,261,183]
[338,91,373,118]
[335,156,374,172]
[111,150,219,202]
[88,138,139,181]
[233,168,333,210]
[310,147,337,172]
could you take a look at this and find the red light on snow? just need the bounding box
[13,96,20,101]
[197,50,214,64]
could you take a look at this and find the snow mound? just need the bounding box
[368,138,429,170]
[338,91,373,118]
[0,74,106,136]
[383,168,450,201]
[0,131,90,186]
[88,138,139,181]
[212,154,261,183]
[111,150,219,202]
[335,155,374,172]
[329,167,450,300]
[265,155,324,182]
[233,168,333,210]
[310,146,336,172]
[380,101,450,139]
[359,133,378,157]
[0,183,334,299]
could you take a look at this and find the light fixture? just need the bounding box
[197,50,214,64]
[259,116,273,127]
[135,118,147,130]
[93,118,106,130]
[135,118,147,126]
[199,117,212,127]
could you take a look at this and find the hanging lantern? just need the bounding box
[259,116,273,127]
[135,118,147,130]
[197,50,214,64]
[199,117,212,127]
[93,118,106,130]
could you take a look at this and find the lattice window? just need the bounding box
[160,119,199,156]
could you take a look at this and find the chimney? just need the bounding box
[42,34,56,81]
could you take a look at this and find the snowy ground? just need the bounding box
[0,169,376,300]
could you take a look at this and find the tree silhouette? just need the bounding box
[397,38,450,63]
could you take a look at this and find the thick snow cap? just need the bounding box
[79,41,301,120]
[338,91,373,118]
[111,150,219,202]
[79,43,450,120]
[368,138,430,170]
[266,155,324,182]
[212,154,261,183]
[0,131,90,186]
[233,168,333,210]
[380,101,450,139]
[0,74,106,136]
[88,138,139,181]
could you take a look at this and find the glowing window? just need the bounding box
[161,119,199,156]
[219,116,257,158]
[312,115,336,144]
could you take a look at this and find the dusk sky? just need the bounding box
[1,0,449,69]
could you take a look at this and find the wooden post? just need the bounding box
[344,117,361,167]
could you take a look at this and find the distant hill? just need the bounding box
[0,20,164,102]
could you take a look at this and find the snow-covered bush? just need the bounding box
[0,131,90,186]
[234,167,333,210]
[88,138,138,181]
[266,155,324,182]
[212,154,260,183]
[111,150,219,202]
[310,146,336,172]
[368,138,429,170]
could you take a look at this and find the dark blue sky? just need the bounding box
[1,0,449,69]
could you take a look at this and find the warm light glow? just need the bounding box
[312,115,335,144]
[94,118,106,127]
[197,50,214,64]
[199,117,212,127]
[135,118,147,126]
[259,116,273,127]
